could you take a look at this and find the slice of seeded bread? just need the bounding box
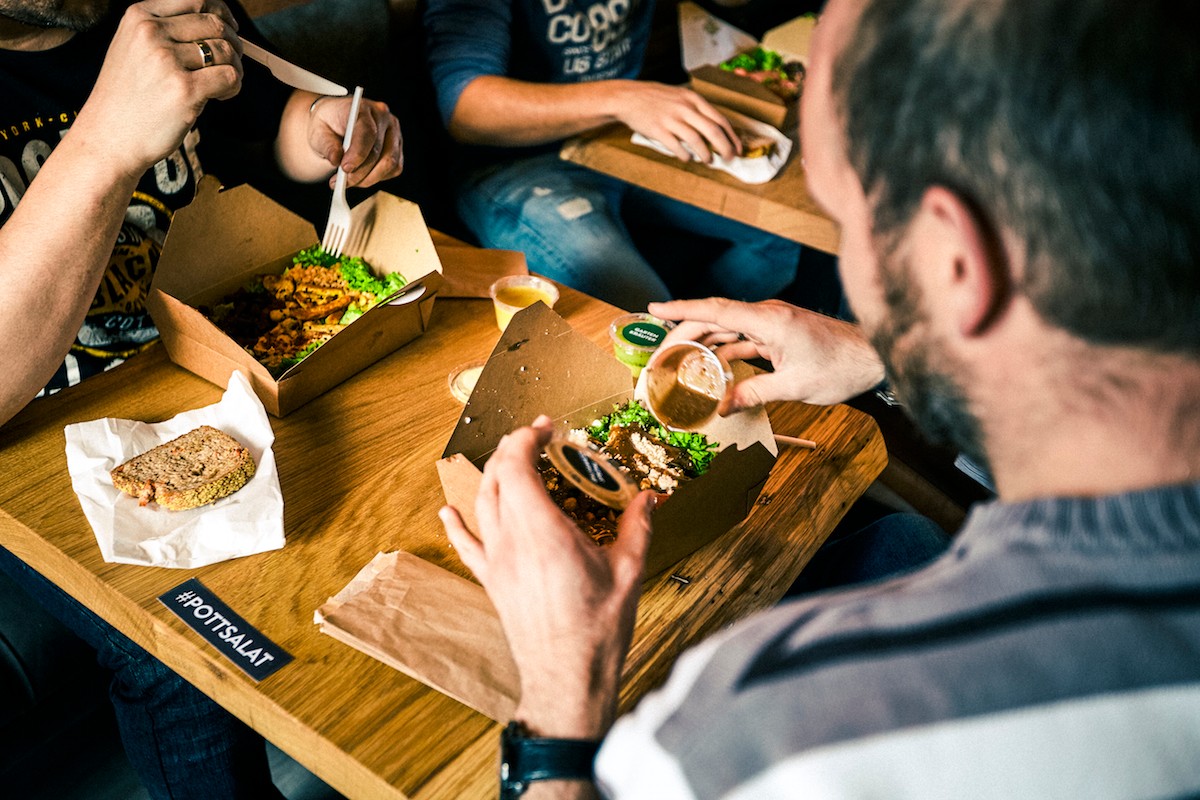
[111,426,256,511]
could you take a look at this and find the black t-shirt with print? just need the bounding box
[0,2,289,396]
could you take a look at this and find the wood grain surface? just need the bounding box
[0,278,884,799]
[560,122,840,254]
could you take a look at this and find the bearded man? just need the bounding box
[0,2,401,796]
[438,0,1200,796]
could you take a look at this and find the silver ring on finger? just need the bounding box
[195,40,215,69]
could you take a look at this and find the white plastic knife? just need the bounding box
[239,37,348,97]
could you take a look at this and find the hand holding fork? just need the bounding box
[322,85,364,258]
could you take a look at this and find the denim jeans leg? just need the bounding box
[0,547,283,800]
[785,513,952,597]
[624,186,803,301]
[457,153,672,310]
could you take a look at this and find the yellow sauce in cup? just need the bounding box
[490,275,560,331]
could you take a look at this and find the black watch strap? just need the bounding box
[500,720,601,799]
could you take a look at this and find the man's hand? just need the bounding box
[649,298,886,410]
[77,0,243,178]
[306,95,404,188]
[276,92,403,186]
[608,80,741,163]
[439,416,655,739]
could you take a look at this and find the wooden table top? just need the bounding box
[0,275,884,799]
[560,121,840,255]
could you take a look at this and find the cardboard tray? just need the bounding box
[148,177,444,416]
[436,303,778,579]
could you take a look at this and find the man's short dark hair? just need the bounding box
[833,0,1200,355]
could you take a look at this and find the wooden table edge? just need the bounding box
[559,125,841,254]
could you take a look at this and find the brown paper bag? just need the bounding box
[315,551,519,721]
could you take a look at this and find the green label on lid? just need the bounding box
[621,322,667,347]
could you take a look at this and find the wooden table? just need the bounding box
[560,121,840,254]
[0,278,884,798]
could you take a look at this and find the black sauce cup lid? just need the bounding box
[544,437,640,510]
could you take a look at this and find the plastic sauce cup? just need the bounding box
[489,274,560,331]
[609,312,672,379]
[643,341,732,431]
[447,361,484,403]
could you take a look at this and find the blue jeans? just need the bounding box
[0,547,284,800]
[457,152,802,310]
[785,512,952,596]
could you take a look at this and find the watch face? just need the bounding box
[500,721,526,799]
[498,720,601,797]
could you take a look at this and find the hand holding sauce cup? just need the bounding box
[643,340,733,432]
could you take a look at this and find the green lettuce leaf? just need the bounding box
[586,400,719,476]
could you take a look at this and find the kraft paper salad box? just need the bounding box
[684,7,816,128]
[436,302,778,579]
[148,177,444,416]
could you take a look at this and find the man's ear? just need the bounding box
[915,186,1010,337]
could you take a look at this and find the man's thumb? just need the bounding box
[615,491,656,566]
[721,375,768,416]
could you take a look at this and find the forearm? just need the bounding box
[448,76,629,146]
[273,90,335,183]
[815,316,887,402]
[508,699,613,800]
[0,129,141,425]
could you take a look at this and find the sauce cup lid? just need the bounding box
[448,361,485,403]
[544,436,640,510]
[609,312,673,353]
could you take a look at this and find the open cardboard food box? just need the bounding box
[687,12,816,128]
[436,303,778,579]
[148,177,444,416]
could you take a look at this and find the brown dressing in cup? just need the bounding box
[644,342,731,431]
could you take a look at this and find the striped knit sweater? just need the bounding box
[597,482,1200,799]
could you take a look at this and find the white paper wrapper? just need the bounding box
[65,371,284,568]
[631,108,792,185]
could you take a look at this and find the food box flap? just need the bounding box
[348,190,442,281]
[761,15,818,65]
[678,1,757,72]
[154,176,315,300]
[442,302,632,464]
[643,438,775,577]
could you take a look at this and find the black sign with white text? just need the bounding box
[563,444,621,492]
[159,578,293,682]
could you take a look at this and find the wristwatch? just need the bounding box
[499,720,602,799]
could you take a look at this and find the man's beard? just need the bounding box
[0,0,112,31]
[866,244,992,472]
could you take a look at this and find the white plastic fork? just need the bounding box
[321,85,364,258]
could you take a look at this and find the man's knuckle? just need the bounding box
[201,12,227,36]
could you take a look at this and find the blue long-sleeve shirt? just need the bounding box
[424,0,655,140]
